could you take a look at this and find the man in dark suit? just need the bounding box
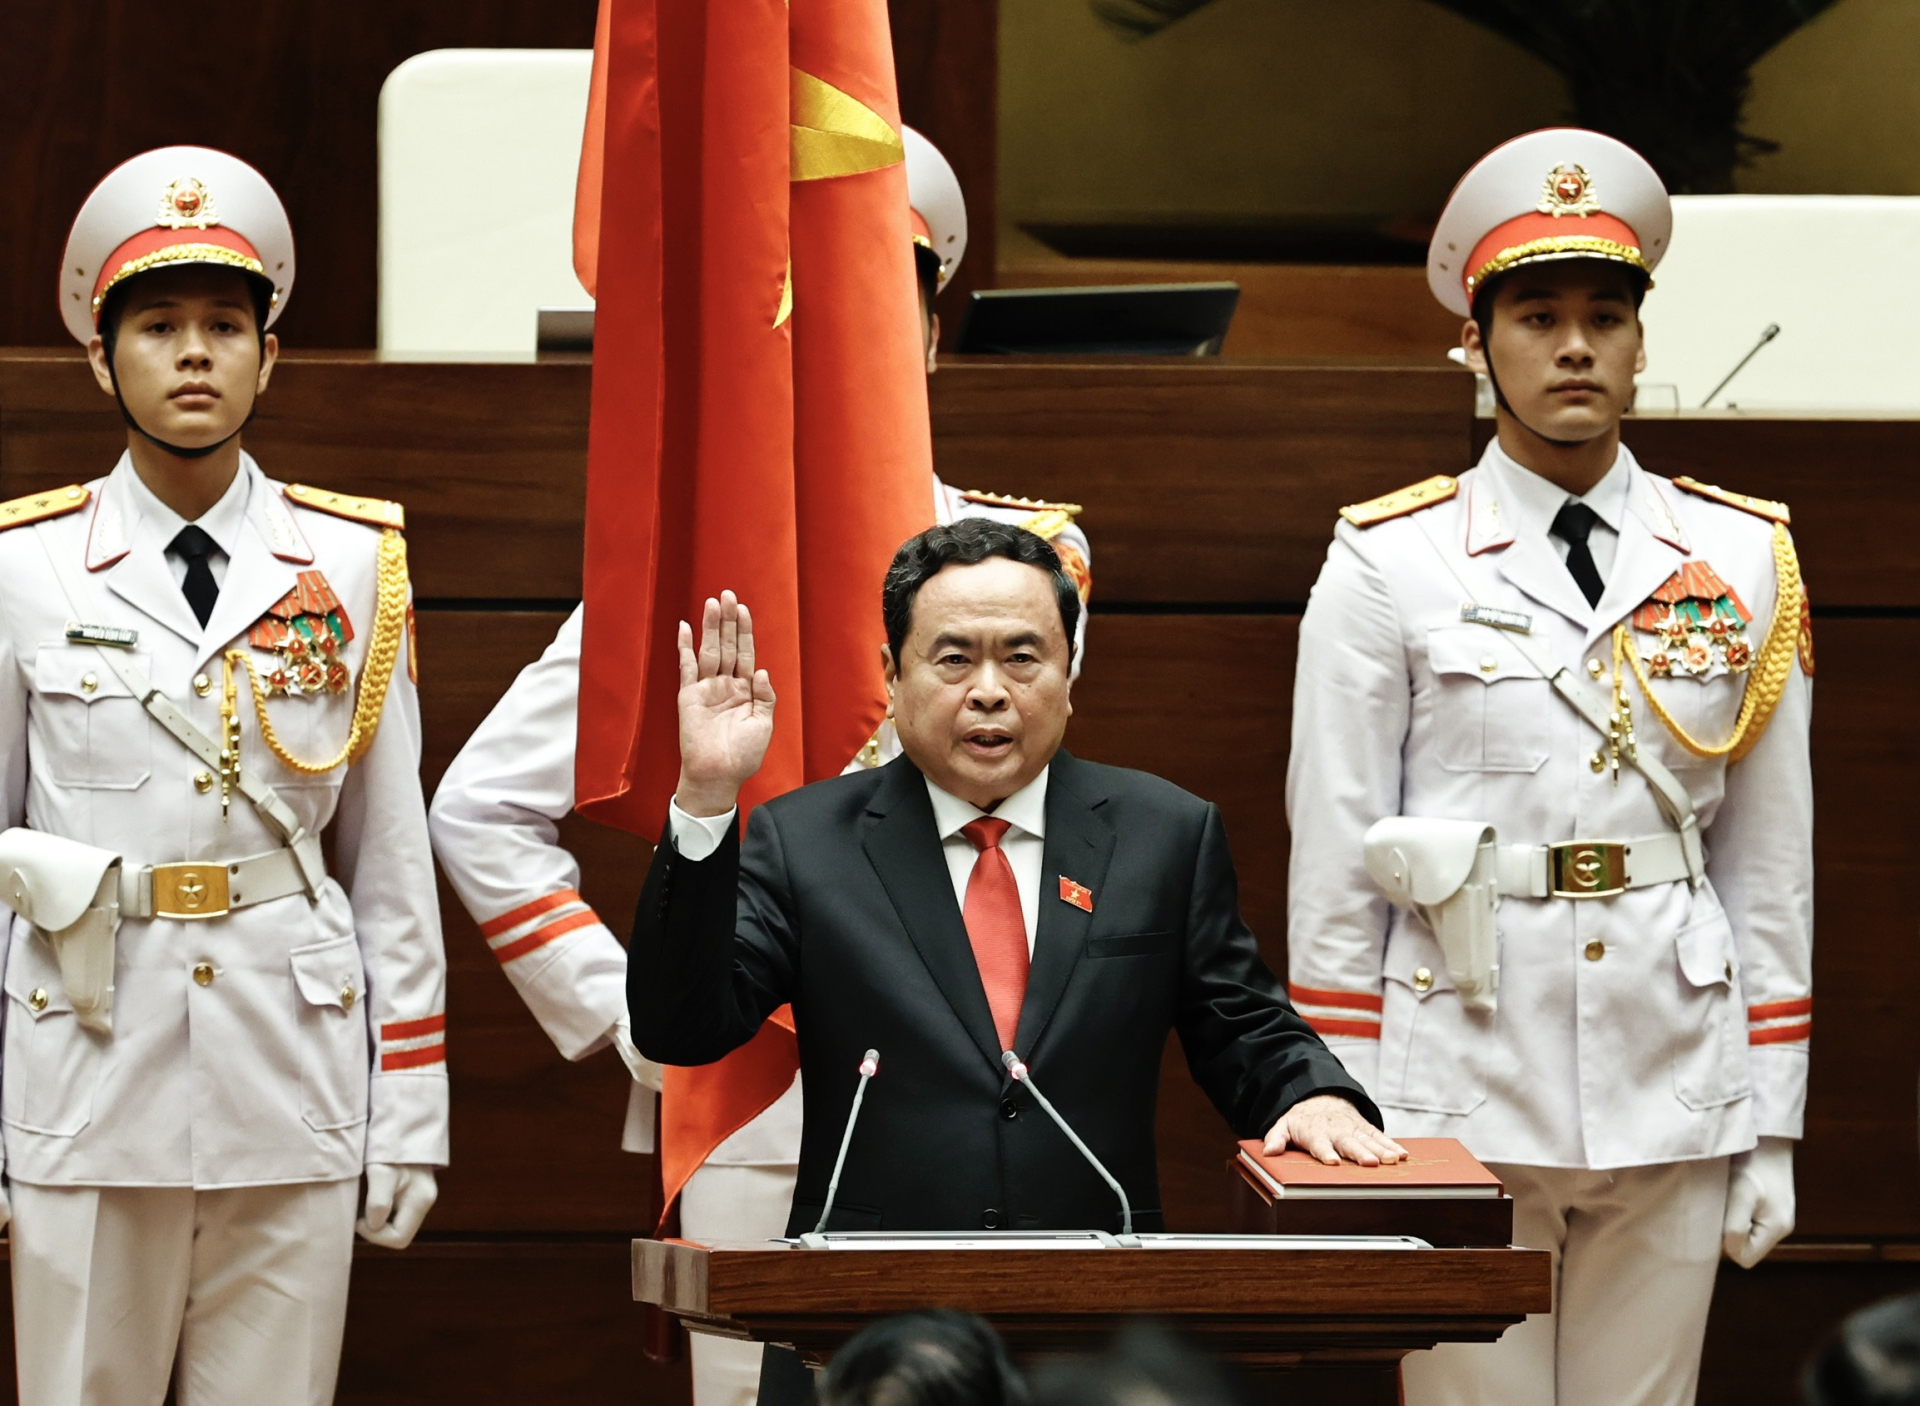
[630,519,1401,1244]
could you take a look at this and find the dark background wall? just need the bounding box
[0,0,996,348]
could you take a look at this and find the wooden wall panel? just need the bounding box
[890,0,999,337]
[0,1,599,349]
[0,0,996,351]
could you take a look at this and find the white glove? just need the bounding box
[1723,1137,1795,1268]
[357,1163,439,1250]
[613,1017,666,1093]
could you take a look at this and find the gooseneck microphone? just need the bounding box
[803,1049,880,1244]
[1701,323,1781,408]
[1002,1050,1137,1241]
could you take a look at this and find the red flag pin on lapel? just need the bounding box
[1058,876,1093,913]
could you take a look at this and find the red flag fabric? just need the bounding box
[572,0,931,1218]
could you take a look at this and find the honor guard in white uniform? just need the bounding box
[1287,130,1813,1405]
[427,127,1089,1406]
[0,148,447,1405]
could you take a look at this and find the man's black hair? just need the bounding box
[818,1310,1028,1406]
[882,518,1080,666]
[1803,1291,1920,1405]
[1469,259,1649,434]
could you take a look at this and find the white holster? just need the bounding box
[1363,817,1500,1013]
[0,828,121,1034]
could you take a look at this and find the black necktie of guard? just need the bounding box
[1550,501,1605,607]
[169,525,220,627]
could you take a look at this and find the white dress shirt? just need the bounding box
[669,765,1053,956]
[1485,439,1629,580]
[122,460,251,592]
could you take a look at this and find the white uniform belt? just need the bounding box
[1494,833,1691,900]
[117,845,317,922]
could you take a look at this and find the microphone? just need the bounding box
[1002,1050,1138,1243]
[801,1049,880,1246]
[1700,323,1781,408]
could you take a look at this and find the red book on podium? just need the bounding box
[1230,1138,1514,1247]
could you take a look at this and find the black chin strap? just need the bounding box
[1479,344,1588,451]
[105,353,249,461]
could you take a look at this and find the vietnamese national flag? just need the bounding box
[572,0,931,1219]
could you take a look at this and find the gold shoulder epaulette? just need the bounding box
[959,489,1083,516]
[283,483,406,531]
[0,485,90,532]
[959,489,1083,542]
[1339,475,1457,528]
[1672,476,1790,526]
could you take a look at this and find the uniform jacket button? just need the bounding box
[1584,940,1606,962]
[981,1208,1001,1230]
[193,673,213,697]
[192,961,216,987]
[1412,967,1434,993]
[27,988,48,1013]
[1000,1098,1018,1120]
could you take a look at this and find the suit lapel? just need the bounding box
[1584,461,1689,654]
[195,489,297,674]
[861,760,1005,1073]
[1012,753,1116,1062]
[1491,523,1593,630]
[93,465,204,646]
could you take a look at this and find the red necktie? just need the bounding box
[961,818,1029,1053]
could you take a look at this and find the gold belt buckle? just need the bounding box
[151,862,231,920]
[1547,842,1629,899]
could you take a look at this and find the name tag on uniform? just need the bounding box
[1459,603,1533,635]
[65,621,138,649]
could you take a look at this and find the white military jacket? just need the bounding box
[1287,441,1812,1170]
[427,474,1092,1162]
[0,454,448,1188]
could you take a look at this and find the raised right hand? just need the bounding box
[674,591,776,817]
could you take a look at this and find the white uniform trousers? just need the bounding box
[679,1163,800,1406]
[9,1178,359,1406]
[1402,1158,1731,1406]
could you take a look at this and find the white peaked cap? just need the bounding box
[1428,127,1671,317]
[903,125,967,292]
[60,146,295,344]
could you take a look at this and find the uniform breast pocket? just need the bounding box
[32,645,152,790]
[1424,626,1551,774]
[288,936,370,1131]
[248,684,351,796]
[1640,671,1743,771]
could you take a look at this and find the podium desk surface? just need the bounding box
[633,1236,1551,1368]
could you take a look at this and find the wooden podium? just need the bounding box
[633,1233,1549,1404]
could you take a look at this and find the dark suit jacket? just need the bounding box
[629,750,1377,1236]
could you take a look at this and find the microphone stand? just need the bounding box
[799,1049,880,1248]
[1701,324,1781,409]
[1003,1050,1139,1245]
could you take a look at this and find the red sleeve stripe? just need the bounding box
[479,888,584,939]
[493,909,603,965]
[382,1013,447,1041]
[1750,1021,1812,1046]
[1748,997,1813,1023]
[1304,1014,1382,1040]
[1289,983,1384,1014]
[382,1043,447,1071]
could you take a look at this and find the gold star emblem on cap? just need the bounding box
[1538,163,1599,218]
[158,176,219,230]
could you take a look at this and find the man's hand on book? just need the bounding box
[1264,1095,1407,1168]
